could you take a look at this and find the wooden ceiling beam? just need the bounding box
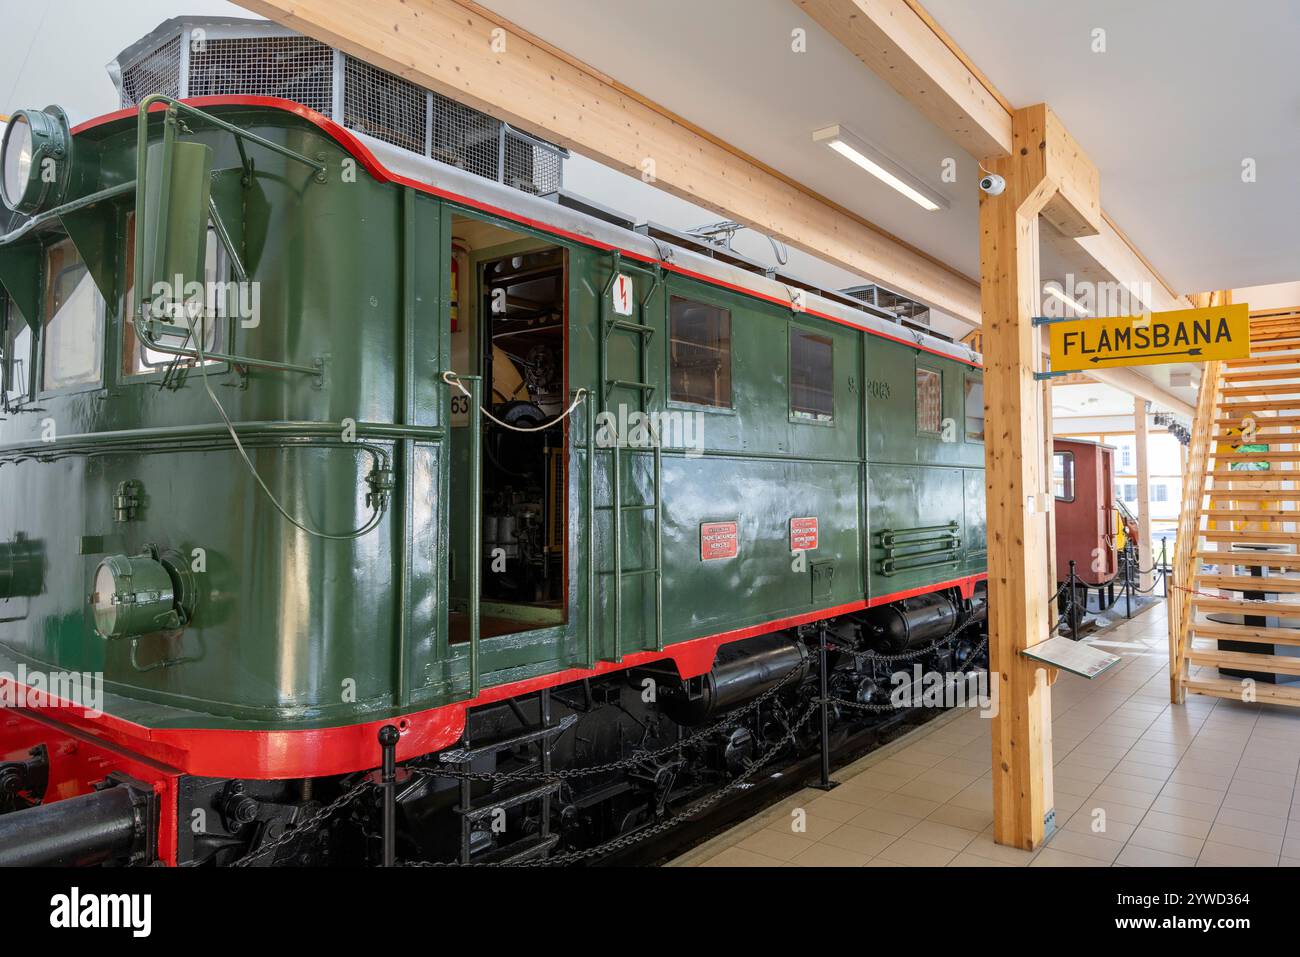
[794,0,1013,159]
[235,0,982,323]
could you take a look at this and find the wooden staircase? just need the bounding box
[1169,303,1300,706]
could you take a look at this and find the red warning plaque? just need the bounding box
[700,521,739,561]
[790,516,819,551]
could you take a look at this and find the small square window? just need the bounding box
[3,300,31,406]
[916,367,942,434]
[42,239,104,392]
[1053,451,1075,501]
[965,375,984,442]
[790,328,833,422]
[670,297,731,408]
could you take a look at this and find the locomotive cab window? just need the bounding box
[965,375,984,442]
[670,297,731,408]
[1053,451,1076,502]
[41,238,104,393]
[3,298,32,406]
[915,366,942,435]
[122,212,227,377]
[790,327,833,423]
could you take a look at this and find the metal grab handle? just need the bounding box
[878,521,959,548]
[585,399,597,668]
[459,374,483,698]
[880,554,961,576]
[876,522,961,576]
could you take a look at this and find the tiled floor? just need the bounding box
[670,599,1300,867]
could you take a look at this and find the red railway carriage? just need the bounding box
[1052,438,1117,587]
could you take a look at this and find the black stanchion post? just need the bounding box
[810,621,838,791]
[1160,539,1169,597]
[1125,543,1134,619]
[1068,560,1079,641]
[379,724,400,867]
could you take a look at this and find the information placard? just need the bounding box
[1021,636,1120,679]
[700,521,738,561]
[790,516,819,551]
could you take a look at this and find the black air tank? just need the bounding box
[859,593,960,653]
[660,633,809,725]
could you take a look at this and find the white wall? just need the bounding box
[0,1,254,125]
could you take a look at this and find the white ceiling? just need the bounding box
[924,0,1300,293]
[480,0,984,282]
[0,0,250,124]
[1053,382,1139,418]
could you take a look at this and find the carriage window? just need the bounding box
[42,239,104,391]
[122,212,225,376]
[670,297,731,408]
[1053,451,1075,502]
[965,375,984,442]
[790,328,833,422]
[915,367,942,434]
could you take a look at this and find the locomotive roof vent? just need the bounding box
[108,16,568,198]
[839,283,951,340]
[840,284,931,326]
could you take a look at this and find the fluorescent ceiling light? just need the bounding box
[1044,284,1091,316]
[813,125,948,212]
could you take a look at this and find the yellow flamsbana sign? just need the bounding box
[1048,303,1250,372]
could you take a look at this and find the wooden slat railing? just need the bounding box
[1168,357,1222,702]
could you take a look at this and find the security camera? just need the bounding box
[979,173,1006,196]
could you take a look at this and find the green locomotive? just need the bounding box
[0,90,986,866]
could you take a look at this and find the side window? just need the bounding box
[790,328,833,423]
[42,238,104,392]
[669,296,731,408]
[3,298,31,406]
[1053,451,1076,501]
[965,374,984,442]
[915,366,942,435]
[122,212,226,376]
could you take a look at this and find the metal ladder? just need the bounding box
[440,689,578,864]
[585,253,665,665]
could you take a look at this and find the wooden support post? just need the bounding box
[1135,397,1155,592]
[1043,335,1058,593]
[981,104,1100,850]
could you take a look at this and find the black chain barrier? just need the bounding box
[409,647,812,785]
[405,701,822,867]
[226,571,1106,867]
[230,778,377,868]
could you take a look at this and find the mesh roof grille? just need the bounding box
[117,34,182,108]
[505,131,560,196]
[110,20,565,195]
[430,89,502,181]
[189,36,333,115]
[841,284,931,326]
[342,57,427,155]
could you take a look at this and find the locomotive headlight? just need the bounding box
[90,549,194,640]
[1,106,72,215]
[2,116,33,207]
